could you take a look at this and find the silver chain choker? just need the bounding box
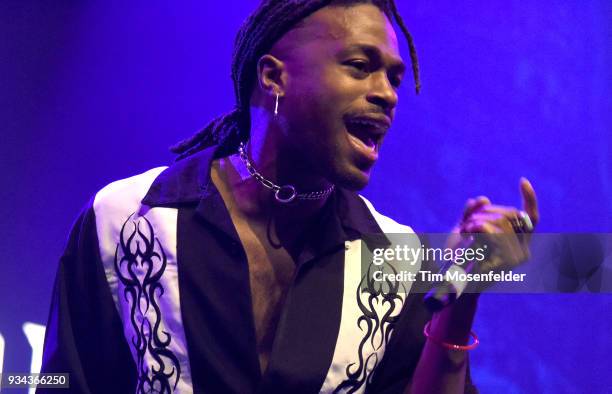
[237,142,335,204]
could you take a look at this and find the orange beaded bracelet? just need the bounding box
[423,321,479,351]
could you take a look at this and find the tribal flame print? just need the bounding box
[334,262,406,393]
[115,213,181,394]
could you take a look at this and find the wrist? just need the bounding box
[424,321,479,351]
[429,293,479,344]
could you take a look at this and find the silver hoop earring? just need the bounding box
[274,92,279,116]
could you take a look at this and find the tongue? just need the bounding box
[362,136,375,148]
[346,123,375,148]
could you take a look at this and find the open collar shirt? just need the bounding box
[39,146,476,394]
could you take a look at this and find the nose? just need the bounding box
[366,71,398,112]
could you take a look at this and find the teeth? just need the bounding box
[346,118,387,154]
[349,119,385,130]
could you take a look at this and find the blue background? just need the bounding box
[1,1,611,392]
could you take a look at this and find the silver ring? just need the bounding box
[275,185,297,203]
[512,211,534,233]
[519,211,534,232]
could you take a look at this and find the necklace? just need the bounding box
[237,142,335,203]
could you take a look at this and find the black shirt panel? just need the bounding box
[258,193,350,393]
[177,205,261,394]
[259,245,346,394]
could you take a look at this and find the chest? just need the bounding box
[99,203,413,393]
[230,214,297,370]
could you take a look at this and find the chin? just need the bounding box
[331,165,372,191]
[315,143,375,191]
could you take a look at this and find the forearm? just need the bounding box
[408,293,479,394]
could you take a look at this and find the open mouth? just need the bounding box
[344,116,390,155]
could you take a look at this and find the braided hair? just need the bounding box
[171,0,420,160]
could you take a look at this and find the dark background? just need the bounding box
[1,1,611,392]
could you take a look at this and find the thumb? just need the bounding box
[520,177,539,226]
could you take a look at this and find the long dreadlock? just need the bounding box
[171,0,420,160]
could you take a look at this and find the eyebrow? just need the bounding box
[341,43,406,74]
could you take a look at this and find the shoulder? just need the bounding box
[93,167,168,214]
[63,167,167,249]
[358,194,414,234]
[90,167,169,259]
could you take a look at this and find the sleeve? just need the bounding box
[365,238,479,394]
[37,202,136,394]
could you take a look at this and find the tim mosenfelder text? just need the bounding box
[370,244,526,283]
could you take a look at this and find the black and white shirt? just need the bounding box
[39,145,476,394]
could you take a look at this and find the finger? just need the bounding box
[520,177,539,226]
[494,218,530,261]
[476,195,491,206]
[463,212,509,230]
[468,213,525,247]
[463,198,476,220]
[462,219,503,234]
[479,205,521,219]
[463,195,491,220]
[463,211,526,249]
[478,205,532,235]
[463,220,528,267]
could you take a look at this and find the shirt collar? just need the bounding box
[141,145,219,206]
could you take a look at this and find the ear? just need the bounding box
[257,54,286,97]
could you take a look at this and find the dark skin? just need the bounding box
[211,3,539,391]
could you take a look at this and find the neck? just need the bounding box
[247,128,333,194]
[211,152,332,221]
[221,105,335,215]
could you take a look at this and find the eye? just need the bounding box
[390,75,403,89]
[345,59,370,75]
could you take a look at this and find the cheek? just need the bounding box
[284,87,336,139]
[287,63,357,114]
[282,66,362,158]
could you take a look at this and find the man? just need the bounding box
[39,1,539,393]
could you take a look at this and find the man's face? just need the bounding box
[272,4,405,190]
